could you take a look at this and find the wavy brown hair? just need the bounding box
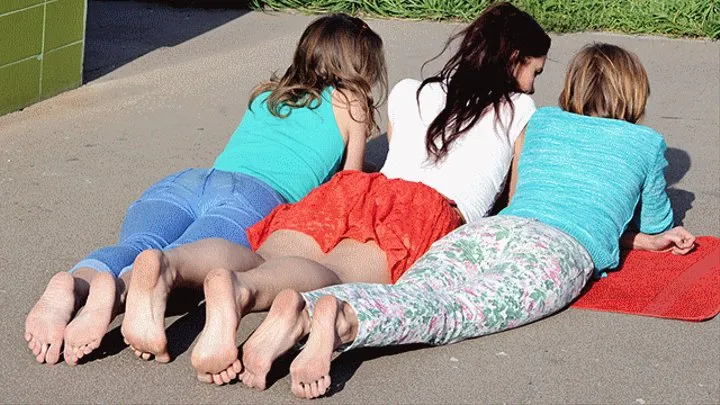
[560,43,649,124]
[419,2,550,162]
[249,14,387,136]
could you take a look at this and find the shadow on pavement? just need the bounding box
[665,147,694,226]
[78,288,205,364]
[84,0,250,82]
[325,343,430,396]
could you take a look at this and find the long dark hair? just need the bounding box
[250,14,388,136]
[419,2,550,162]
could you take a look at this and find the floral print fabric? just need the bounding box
[301,216,594,350]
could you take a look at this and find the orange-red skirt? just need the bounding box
[247,170,462,283]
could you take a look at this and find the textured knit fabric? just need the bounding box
[70,169,285,277]
[380,79,536,222]
[301,216,594,350]
[247,170,462,283]
[213,87,345,203]
[500,107,674,271]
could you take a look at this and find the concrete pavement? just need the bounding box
[1,2,718,403]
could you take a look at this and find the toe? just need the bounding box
[220,370,230,384]
[310,381,320,398]
[240,373,253,388]
[155,352,171,363]
[232,359,243,374]
[64,349,77,366]
[25,331,32,342]
[141,352,152,361]
[226,367,237,381]
[303,382,313,399]
[197,373,212,384]
[321,375,331,394]
[291,381,302,397]
[46,342,63,365]
[212,373,223,386]
[89,338,102,350]
[31,338,41,355]
[82,344,92,355]
[36,343,49,363]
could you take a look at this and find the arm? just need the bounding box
[620,138,695,254]
[386,120,393,144]
[333,90,368,171]
[342,123,367,171]
[633,141,674,233]
[620,226,696,255]
[507,126,526,203]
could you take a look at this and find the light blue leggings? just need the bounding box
[70,168,285,278]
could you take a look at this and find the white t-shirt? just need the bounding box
[380,78,536,223]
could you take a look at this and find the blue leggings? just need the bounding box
[70,168,285,278]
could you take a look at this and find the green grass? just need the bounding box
[248,0,720,39]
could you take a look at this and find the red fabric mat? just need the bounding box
[572,236,720,321]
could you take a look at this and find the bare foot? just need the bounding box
[290,295,356,399]
[190,268,248,385]
[63,272,121,366]
[240,289,311,390]
[121,250,175,363]
[24,272,79,364]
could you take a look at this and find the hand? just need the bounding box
[647,226,696,255]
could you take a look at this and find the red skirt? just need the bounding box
[247,170,462,283]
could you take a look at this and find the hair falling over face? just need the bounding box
[559,43,650,124]
[420,2,550,162]
[250,14,388,136]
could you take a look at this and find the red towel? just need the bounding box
[572,236,720,321]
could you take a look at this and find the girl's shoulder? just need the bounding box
[509,93,536,114]
[388,78,442,124]
[531,107,666,149]
[389,78,422,103]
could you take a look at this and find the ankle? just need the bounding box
[234,278,254,317]
[117,276,129,306]
[71,275,91,307]
[113,277,127,313]
[337,302,358,344]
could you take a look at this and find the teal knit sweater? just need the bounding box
[501,107,674,271]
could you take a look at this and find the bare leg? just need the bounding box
[228,239,387,389]
[192,256,341,386]
[63,270,131,365]
[240,290,312,389]
[24,269,95,364]
[121,238,263,362]
[289,295,358,399]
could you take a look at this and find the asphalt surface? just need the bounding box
[0,2,718,403]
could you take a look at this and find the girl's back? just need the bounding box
[217,13,387,204]
[502,107,674,270]
[214,88,345,203]
[381,79,535,222]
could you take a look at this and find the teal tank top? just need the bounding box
[214,87,345,203]
[500,107,674,272]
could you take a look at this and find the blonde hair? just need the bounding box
[559,43,649,123]
[250,14,388,136]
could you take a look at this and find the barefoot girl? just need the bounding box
[119,2,549,386]
[270,43,697,399]
[24,13,387,366]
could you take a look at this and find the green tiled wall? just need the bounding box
[0,0,86,116]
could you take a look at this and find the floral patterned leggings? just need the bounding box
[301,216,595,351]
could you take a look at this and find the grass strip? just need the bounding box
[248,0,719,39]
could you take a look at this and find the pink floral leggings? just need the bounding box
[301,216,595,350]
